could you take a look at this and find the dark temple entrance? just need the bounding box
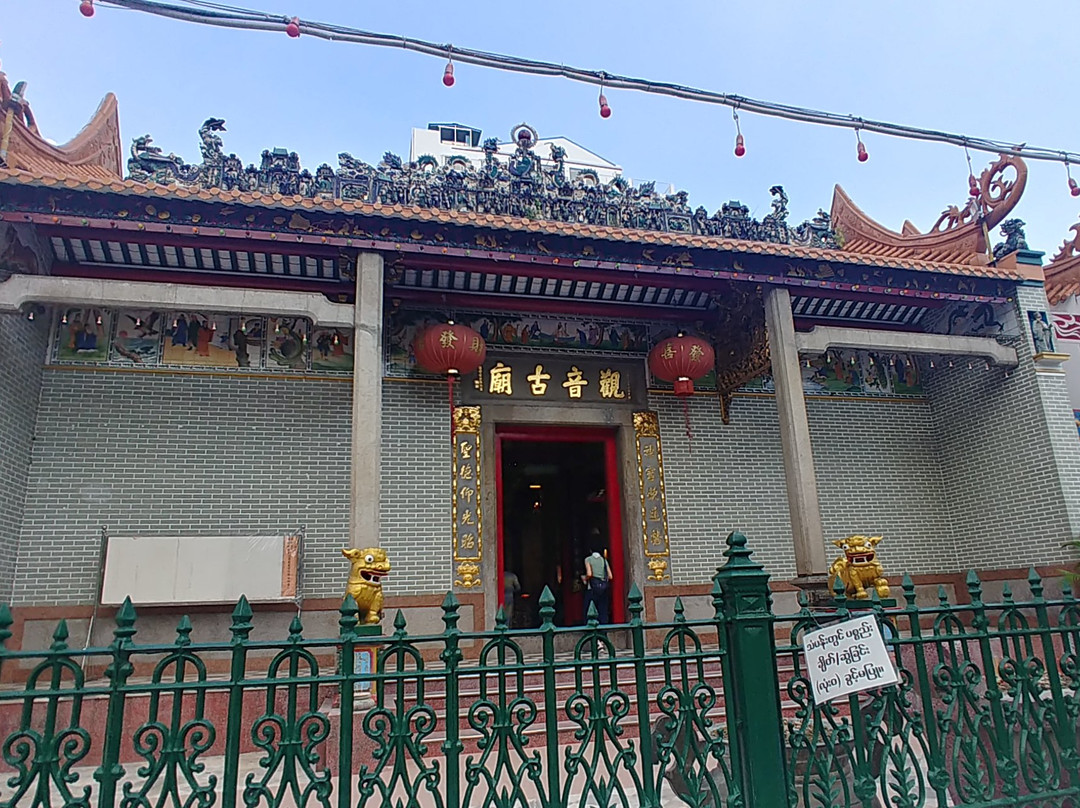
[496,426,625,628]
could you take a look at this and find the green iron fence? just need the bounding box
[0,531,1078,808]
[778,565,1080,807]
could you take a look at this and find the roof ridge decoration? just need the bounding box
[125,120,839,249]
[830,153,1027,266]
[1044,218,1080,305]
[0,72,122,180]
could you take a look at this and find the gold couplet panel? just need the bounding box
[633,411,671,582]
[452,406,483,588]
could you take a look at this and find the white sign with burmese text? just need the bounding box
[804,615,899,704]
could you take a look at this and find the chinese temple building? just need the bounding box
[1,70,1079,645]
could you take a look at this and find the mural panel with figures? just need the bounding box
[49,308,349,375]
[111,311,163,365]
[55,308,111,363]
[268,317,310,371]
[162,314,263,369]
[311,327,353,371]
[739,350,923,397]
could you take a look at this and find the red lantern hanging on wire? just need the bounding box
[413,321,487,443]
[648,332,715,451]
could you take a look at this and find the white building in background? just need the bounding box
[408,122,674,193]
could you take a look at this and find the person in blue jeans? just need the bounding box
[583,549,612,624]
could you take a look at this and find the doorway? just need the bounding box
[496,426,625,628]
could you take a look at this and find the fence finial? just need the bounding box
[722,530,756,567]
[901,573,916,607]
[339,594,359,639]
[175,615,193,647]
[51,619,70,650]
[1028,567,1044,600]
[440,591,461,633]
[230,595,254,644]
[539,586,556,627]
[627,583,644,623]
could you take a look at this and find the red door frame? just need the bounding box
[495,425,627,624]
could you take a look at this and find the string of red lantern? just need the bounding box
[89,0,1080,194]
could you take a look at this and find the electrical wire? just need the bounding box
[97,0,1079,167]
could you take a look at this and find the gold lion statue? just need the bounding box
[342,547,391,625]
[828,535,890,600]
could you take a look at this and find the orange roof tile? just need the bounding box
[0,73,122,183]
[0,165,1043,283]
[1045,220,1080,305]
[830,154,1031,276]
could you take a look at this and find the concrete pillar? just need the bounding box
[763,286,828,583]
[349,252,384,548]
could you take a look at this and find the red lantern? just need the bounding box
[648,333,715,395]
[414,322,486,377]
[598,93,611,119]
[285,16,300,37]
[649,333,715,451]
[79,0,94,16]
[413,322,487,442]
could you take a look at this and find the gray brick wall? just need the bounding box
[925,285,1080,570]
[15,313,1079,606]
[652,393,951,585]
[0,312,48,602]
[15,370,352,605]
[380,381,453,595]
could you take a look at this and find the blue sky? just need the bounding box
[4,1,1078,258]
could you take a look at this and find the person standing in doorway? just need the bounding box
[583,548,612,624]
[503,570,521,627]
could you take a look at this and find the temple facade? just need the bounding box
[1,70,1079,647]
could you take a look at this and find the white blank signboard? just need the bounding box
[100,535,299,606]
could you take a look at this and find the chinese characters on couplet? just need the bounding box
[634,411,671,582]
[452,407,483,588]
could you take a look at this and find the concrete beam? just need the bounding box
[0,274,354,327]
[795,325,1018,367]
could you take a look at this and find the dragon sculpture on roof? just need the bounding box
[124,119,839,249]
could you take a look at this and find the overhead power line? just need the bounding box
[91,0,1080,172]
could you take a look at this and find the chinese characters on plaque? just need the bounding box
[452,406,483,588]
[633,411,671,582]
[462,355,647,406]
